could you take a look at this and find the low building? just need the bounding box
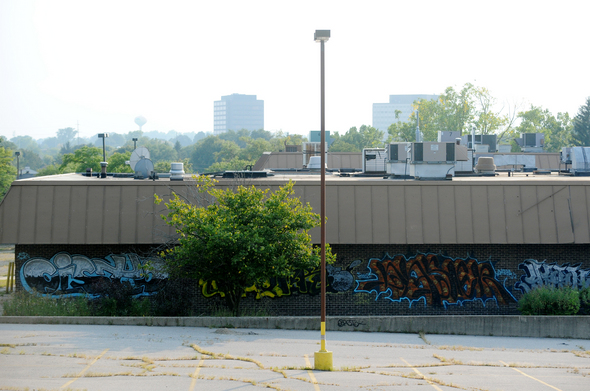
[1,167,588,316]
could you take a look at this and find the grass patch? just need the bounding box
[2,291,92,316]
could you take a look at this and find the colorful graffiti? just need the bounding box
[19,252,168,298]
[515,259,590,293]
[200,262,358,299]
[354,252,517,308]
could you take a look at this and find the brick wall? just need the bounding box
[14,243,590,316]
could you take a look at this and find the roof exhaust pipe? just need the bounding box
[100,162,108,178]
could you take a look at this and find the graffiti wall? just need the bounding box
[16,247,590,315]
[354,252,517,308]
[19,252,168,298]
[199,261,360,299]
[516,259,590,293]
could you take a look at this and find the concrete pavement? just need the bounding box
[0,323,589,391]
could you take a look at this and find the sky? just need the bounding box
[1,0,589,141]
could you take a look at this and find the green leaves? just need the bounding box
[156,177,332,316]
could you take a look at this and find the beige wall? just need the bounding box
[1,174,589,245]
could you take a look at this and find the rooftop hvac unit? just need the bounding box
[411,142,456,162]
[307,156,326,170]
[570,147,590,175]
[437,131,461,142]
[302,142,327,167]
[561,147,572,164]
[387,143,411,176]
[515,133,544,150]
[460,134,497,152]
[362,148,386,173]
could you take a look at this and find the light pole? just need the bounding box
[313,29,332,371]
[98,133,109,178]
[132,137,138,150]
[98,133,109,162]
[14,152,20,179]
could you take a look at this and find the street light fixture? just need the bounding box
[14,151,20,179]
[98,133,109,162]
[313,29,332,371]
[98,133,109,178]
[132,137,138,150]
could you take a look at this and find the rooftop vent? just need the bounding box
[308,156,326,171]
[170,162,185,181]
[475,156,496,175]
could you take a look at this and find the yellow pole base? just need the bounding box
[314,350,333,371]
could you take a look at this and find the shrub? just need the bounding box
[2,291,91,316]
[88,278,151,317]
[518,286,580,315]
[150,279,197,317]
[579,286,590,315]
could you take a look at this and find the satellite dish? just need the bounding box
[135,158,154,179]
[134,116,147,129]
[129,147,150,171]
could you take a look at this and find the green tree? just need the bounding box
[572,97,590,146]
[155,177,335,316]
[206,158,255,172]
[473,87,507,135]
[57,127,78,145]
[18,149,45,170]
[238,138,273,161]
[411,83,483,140]
[10,135,39,152]
[36,164,61,177]
[189,136,240,172]
[59,146,103,173]
[437,83,476,135]
[410,98,440,141]
[387,110,418,142]
[108,152,133,173]
[0,144,16,199]
[330,125,383,152]
[515,106,572,152]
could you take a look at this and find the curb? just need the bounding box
[0,315,588,339]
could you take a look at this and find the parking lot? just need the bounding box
[0,323,589,390]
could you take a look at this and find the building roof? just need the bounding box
[1,171,589,246]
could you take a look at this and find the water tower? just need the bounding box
[134,116,147,131]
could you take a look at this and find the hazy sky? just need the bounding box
[1,0,588,141]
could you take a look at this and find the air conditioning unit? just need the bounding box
[362,148,387,173]
[386,143,411,176]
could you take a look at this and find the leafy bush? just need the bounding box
[518,286,580,315]
[579,287,590,315]
[88,278,151,317]
[150,279,197,317]
[2,291,91,316]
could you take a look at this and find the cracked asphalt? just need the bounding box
[0,323,589,391]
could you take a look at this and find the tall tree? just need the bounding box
[56,127,78,144]
[59,146,103,173]
[515,105,572,152]
[330,125,383,152]
[572,97,590,146]
[155,177,335,316]
[387,109,419,142]
[473,87,507,135]
[0,141,16,200]
[437,83,476,135]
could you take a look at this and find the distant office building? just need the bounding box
[308,130,334,146]
[372,94,439,132]
[214,94,264,135]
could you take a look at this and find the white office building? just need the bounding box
[214,94,264,135]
